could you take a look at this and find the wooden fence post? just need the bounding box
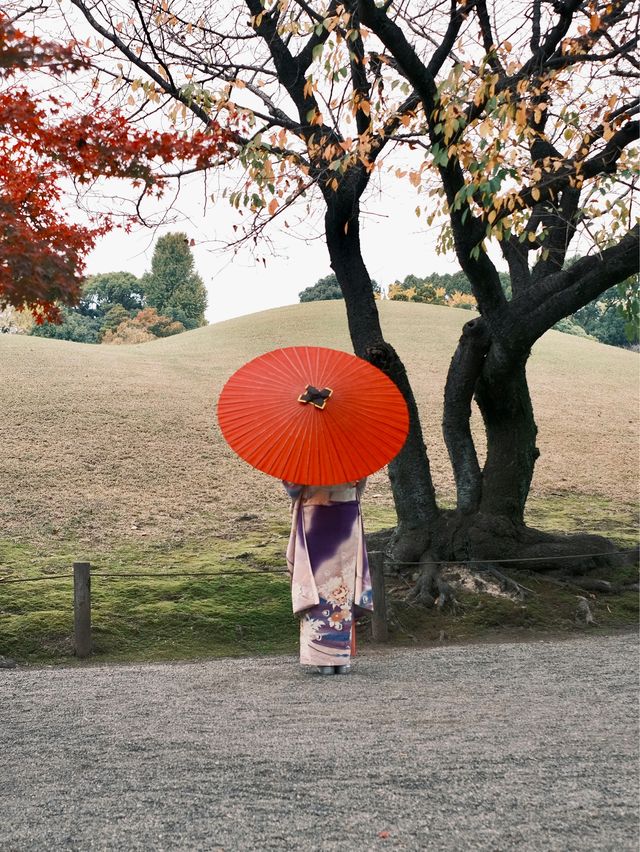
[369,551,389,643]
[73,562,91,658]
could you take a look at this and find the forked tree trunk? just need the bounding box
[443,322,539,525]
[434,322,633,580]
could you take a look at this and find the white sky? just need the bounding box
[83,171,466,324]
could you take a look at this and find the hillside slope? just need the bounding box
[1,300,637,548]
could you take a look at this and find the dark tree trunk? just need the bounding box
[325,199,439,558]
[443,322,539,525]
[324,201,384,356]
[442,316,490,514]
[475,349,539,523]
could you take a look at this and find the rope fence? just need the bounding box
[0,559,391,656]
[384,549,638,566]
[0,569,288,585]
[1,546,636,658]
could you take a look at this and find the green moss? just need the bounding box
[525,494,638,547]
[1,496,637,666]
[0,534,297,665]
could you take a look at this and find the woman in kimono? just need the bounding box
[284,479,373,674]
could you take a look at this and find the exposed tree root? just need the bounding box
[367,510,638,607]
[437,510,638,575]
[407,555,460,611]
[575,597,597,626]
[569,577,613,593]
[524,574,640,600]
[473,564,534,600]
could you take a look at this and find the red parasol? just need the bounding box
[217,346,409,486]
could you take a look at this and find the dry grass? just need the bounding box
[1,300,637,551]
[1,301,637,664]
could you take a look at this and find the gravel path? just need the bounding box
[1,633,638,851]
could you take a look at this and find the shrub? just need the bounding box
[102,324,155,345]
[101,305,131,334]
[30,308,102,343]
[102,307,185,345]
[553,317,594,340]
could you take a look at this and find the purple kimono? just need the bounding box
[284,480,373,667]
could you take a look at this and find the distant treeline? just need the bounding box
[299,271,639,349]
[28,233,207,345]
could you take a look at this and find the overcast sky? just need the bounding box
[47,0,507,325]
[83,168,468,324]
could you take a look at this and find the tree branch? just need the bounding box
[345,1,372,137]
[476,0,505,80]
[516,226,640,345]
[69,0,212,126]
[358,0,507,321]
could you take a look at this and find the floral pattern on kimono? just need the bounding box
[284,480,373,667]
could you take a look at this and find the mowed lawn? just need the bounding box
[1,300,637,547]
[0,301,637,663]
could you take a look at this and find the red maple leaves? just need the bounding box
[0,13,231,323]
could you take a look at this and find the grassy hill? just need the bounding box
[1,301,637,662]
[2,299,637,543]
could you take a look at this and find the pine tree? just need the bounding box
[142,233,207,330]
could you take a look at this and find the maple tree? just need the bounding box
[0,11,231,323]
[51,0,638,587]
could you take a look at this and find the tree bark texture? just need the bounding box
[325,200,440,556]
[443,317,490,515]
[475,351,539,523]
